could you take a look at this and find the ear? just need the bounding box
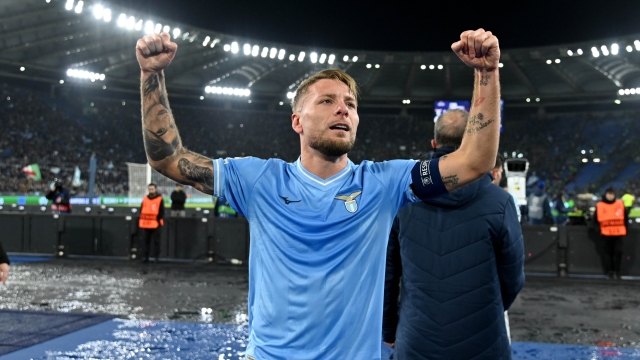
[292,112,303,135]
[430,139,437,149]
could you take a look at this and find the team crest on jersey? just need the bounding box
[334,191,362,213]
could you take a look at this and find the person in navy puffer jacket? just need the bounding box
[383,109,525,360]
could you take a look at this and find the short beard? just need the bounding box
[307,136,355,158]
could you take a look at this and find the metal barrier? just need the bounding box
[0,212,249,262]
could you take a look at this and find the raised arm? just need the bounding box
[438,29,501,191]
[136,32,214,195]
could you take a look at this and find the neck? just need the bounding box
[300,146,349,180]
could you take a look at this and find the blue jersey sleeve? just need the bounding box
[367,160,420,210]
[213,157,270,217]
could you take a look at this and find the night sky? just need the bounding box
[108,0,639,51]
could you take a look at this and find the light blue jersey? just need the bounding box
[213,157,420,359]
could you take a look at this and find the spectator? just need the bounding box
[383,110,524,359]
[528,181,552,225]
[170,184,186,217]
[595,188,627,280]
[552,192,573,225]
[139,183,165,263]
[45,179,71,214]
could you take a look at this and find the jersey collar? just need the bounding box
[295,157,352,188]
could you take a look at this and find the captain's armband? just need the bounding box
[410,159,448,200]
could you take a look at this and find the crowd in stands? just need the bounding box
[1,83,640,199]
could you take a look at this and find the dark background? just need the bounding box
[106,0,640,51]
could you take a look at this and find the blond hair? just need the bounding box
[291,69,359,111]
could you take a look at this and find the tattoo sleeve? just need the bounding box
[141,71,213,194]
[465,112,495,136]
[442,174,459,186]
[178,157,213,195]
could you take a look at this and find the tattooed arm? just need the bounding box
[438,28,501,191]
[136,32,213,195]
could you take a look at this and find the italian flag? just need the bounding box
[22,164,42,181]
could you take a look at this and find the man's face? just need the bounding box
[606,192,616,201]
[175,185,182,192]
[292,79,359,157]
[148,186,157,196]
[491,166,503,186]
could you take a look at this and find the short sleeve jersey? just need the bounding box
[213,157,419,359]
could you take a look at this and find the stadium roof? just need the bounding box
[2,0,640,110]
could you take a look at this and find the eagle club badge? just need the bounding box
[334,191,362,213]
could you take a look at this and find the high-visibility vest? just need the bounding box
[596,200,626,236]
[139,195,163,229]
[622,193,635,208]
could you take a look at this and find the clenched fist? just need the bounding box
[136,32,178,74]
[451,29,500,71]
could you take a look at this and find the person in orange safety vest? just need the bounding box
[139,183,165,263]
[595,187,627,280]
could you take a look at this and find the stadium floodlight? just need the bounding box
[135,20,143,31]
[366,64,372,68]
[163,25,170,33]
[103,8,111,22]
[289,54,295,61]
[328,54,335,65]
[593,158,601,163]
[619,89,625,95]
[286,92,295,99]
[591,47,600,57]
[298,51,305,61]
[576,48,583,55]
[319,53,327,64]
[261,47,269,57]
[173,28,181,38]
[223,44,231,52]
[144,21,154,34]
[546,59,552,64]
[278,49,286,60]
[310,52,318,63]
[252,45,259,56]
[631,88,636,95]
[526,98,530,102]
[117,13,127,27]
[554,59,561,63]
[343,55,349,62]
[93,4,103,19]
[437,64,443,69]
[126,16,136,30]
[74,1,83,13]
[20,67,25,71]
[635,40,640,51]
[615,99,621,104]
[375,64,380,68]
[203,36,211,46]
[611,43,619,55]
[581,149,586,154]
[269,48,277,59]
[352,56,358,62]
[154,23,162,33]
[625,89,630,95]
[429,65,435,69]
[627,45,633,52]
[601,45,609,56]
[243,43,251,55]
[420,65,426,70]
[65,0,74,11]
[59,80,64,84]
[582,158,588,163]
[567,50,573,56]
[499,62,504,68]
[636,87,640,93]
[206,86,251,97]
[231,42,239,54]
[535,98,540,102]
